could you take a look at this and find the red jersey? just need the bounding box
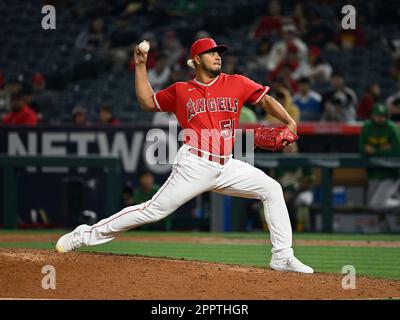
[153,73,269,156]
[2,105,38,125]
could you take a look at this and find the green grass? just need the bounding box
[1,229,400,241]
[1,236,400,280]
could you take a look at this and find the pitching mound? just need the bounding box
[0,248,399,300]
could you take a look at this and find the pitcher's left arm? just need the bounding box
[259,95,297,134]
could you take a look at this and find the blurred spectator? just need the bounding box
[388,32,400,84]
[239,106,258,124]
[388,32,400,57]
[108,17,137,71]
[98,105,120,125]
[0,71,10,119]
[148,52,171,92]
[2,75,26,118]
[269,63,299,94]
[75,18,109,56]
[334,18,366,50]
[322,93,354,122]
[163,31,186,67]
[283,46,332,85]
[71,105,89,126]
[266,86,300,124]
[293,77,322,121]
[307,47,332,83]
[305,8,334,48]
[267,24,308,73]
[386,85,400,115]
[288,49,309,81]
[2,88,38,125]
[285,44,310,81]
[133,171,160,205]
[321,71,357,122]
[291,2,307,36]
[246,39,270,72]
[152,112,177,126]
[391,55,400,85]
[249,0,284,40]
[19,82,34,107]
[222,52,241,75]
[359,104,400,231]
[109,16,137,47]
[7,75,24,98]
[272,142,315,232]
[30,73,57,123]
[166,64,190,86]
[74,18,109,79]
[357,84,381,120]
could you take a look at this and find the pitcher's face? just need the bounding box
[196,51,222,77]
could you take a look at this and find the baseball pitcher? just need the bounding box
[56,38,313,273]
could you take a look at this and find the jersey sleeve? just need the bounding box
[153,83,177,112]
[239,75,270,105]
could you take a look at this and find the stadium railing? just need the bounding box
[0,156,122,229]
[255,153,400,232]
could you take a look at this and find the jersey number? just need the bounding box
[219,119,235,140]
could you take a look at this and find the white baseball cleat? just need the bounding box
[56,224,91,253]
[270,255,314,274]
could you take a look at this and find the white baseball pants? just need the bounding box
[83,144,294,259]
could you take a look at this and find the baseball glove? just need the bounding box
[254,126,298,152]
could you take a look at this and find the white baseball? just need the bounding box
[138,40,150,53]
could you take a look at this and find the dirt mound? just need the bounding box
[0,248,399,300]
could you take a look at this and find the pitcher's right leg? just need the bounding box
[56,148,218,252]
[84,165,189,246]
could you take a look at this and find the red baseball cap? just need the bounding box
[190,38,228,58]
[187,38,228,68]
